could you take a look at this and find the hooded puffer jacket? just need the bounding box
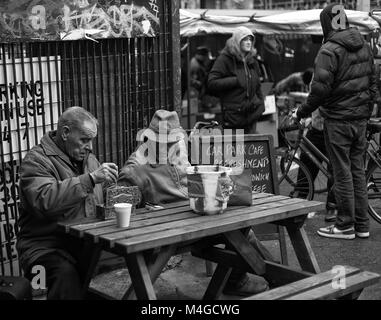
[298,4,379,120]
[207,26,264,129]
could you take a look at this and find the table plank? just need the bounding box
[68,205,190,236]
[85,194,291,243]
[61,193,281,236]
[114,199,324,254]
[70,206,193,238]
[97,197,308,247]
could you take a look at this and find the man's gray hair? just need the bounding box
[58,106,98,132]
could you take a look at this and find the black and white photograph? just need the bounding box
[1,0,381,313]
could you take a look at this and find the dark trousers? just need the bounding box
[23,237,94,300]
[25,251,82,300]
[323,119,369,232]
[297,127,336,209]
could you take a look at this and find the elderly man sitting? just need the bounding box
[118,109,268,296]
[17,107,118,300]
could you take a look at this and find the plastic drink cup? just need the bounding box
[114,203,132,228]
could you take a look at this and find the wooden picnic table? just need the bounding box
[57,192,325,300]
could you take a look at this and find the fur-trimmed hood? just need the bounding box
[223,26,256,62]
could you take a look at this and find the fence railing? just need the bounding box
[0,0,180,277]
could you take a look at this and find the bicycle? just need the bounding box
[276,112,330,202]
[277,112,381,224]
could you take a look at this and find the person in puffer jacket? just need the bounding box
[208,26,265,133]
[296,3,380,240]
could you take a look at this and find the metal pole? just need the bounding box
[171,0,182,114]
[357,0,370,11]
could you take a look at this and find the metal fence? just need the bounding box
[0,0,180,276]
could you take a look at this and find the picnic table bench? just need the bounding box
[57,192,378,300]
[245,266,380,300]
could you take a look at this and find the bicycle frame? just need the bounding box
[282,121,381,182]
[282,125,332,181]
[366,130,381,170]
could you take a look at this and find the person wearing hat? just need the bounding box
[190,46,211,94]
[118,109,269,296]
[118,109,190,207]
[189,46,219,112]
[207,26,265,133]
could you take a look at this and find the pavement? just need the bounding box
[90,199,381,300]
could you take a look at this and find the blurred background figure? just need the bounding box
[189,46,212,98]
[208,26,265,133]
[275,68,314,96]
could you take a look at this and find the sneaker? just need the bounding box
[317,225,355,240]
[325,209,337,222]
[356,231,370,239]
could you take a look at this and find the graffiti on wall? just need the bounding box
[0,160,20,275]
[0,0,160,41]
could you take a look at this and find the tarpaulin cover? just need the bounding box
[180,9,380,37]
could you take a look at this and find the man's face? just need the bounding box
[240,36,253,53]
[64,120,97,161]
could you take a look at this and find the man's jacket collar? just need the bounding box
[40,131,76,167]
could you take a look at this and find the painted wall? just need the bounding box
[0,0,161,41]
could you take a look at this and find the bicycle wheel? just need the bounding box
[278,156,315,200]
[366,160,381,224]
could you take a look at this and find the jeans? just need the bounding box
[297,127,336,209]
[323,119,369,232]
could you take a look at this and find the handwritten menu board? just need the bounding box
[191,134,279,195]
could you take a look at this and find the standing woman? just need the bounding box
[207,26,265,133]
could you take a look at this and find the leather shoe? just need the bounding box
[223,274,269,296]
[325,209,337,222]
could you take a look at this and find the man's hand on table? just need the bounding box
[90,163,118,184]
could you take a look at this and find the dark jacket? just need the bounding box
[208,27,264,129]
[16,131,104,270]
[298,4,379,120]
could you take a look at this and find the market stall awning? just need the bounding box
[180,9,380,37]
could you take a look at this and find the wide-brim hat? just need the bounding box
[137,109,185,143]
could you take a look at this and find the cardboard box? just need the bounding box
[96,204,116,220]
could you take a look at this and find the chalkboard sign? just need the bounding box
[190,134,279,195]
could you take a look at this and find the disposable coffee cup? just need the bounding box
[114,203,132,228]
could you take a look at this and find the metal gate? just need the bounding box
[0,0,181,276]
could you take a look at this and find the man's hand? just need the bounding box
[90,163,118,184]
